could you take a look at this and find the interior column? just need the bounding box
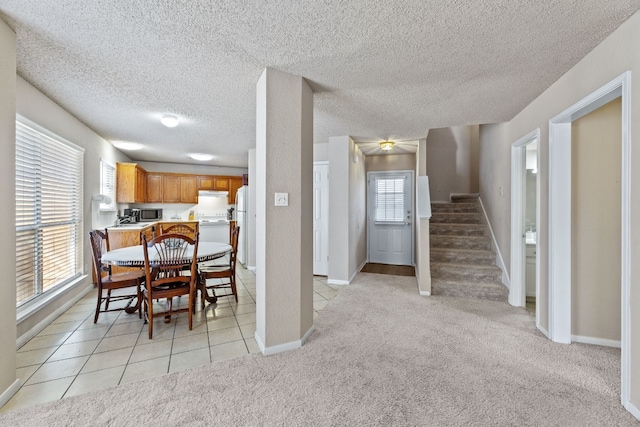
[0,16,18,404]
[254,68,314,354]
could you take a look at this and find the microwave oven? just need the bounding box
[140,208,163,221]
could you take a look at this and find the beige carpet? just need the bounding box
[1,273,636,426]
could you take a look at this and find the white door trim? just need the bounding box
[313,161,329,276]
[548,71,631,407]
[509,129,540,311]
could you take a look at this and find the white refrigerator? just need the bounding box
[235,186,249,266]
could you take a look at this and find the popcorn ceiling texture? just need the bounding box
[1,1,639,166]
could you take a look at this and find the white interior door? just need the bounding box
[313,163,329,275]
[367,171,414,266]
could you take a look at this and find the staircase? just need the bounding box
[429,195,508,302]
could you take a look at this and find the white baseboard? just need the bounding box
[255,325,316,356]
[17,284,94,349]
[327,279,349,285]
[625,400,640,421]
[0,379,22,409]
[478,197,511,288]
[419,291,431,296]
[247,265,256,271]
[571,335,621,348]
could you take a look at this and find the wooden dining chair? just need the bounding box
[89,229,145,323]
[141,232,199,339]
[199,225,240,306]
[158,223,198,239]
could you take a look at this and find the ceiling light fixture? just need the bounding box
[113,141,143,151]
[160,114,179,128]
[379,140,395,151]
[189,153,214,161]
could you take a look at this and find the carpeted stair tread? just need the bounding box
[430,247,496,265]
[430,212,483,224]
[431,262,503,283]
[431,278,508,301]
[450,194,480,203]
[430,223,488,236]
[430,234,492,250]
[430,203,479,213]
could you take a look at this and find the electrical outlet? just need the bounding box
[275,192,288,206]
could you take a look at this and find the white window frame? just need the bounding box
[15,115,85,313]
[100,159,116,211]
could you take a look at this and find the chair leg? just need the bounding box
[147,295,153,339]
[105,289,111,311]
[94,288,102,323]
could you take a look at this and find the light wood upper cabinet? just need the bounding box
[117,170,240,204]
[228,177,243,204]
[197,175,215,190]
[116,163,147,203]
[180,175,198,203]
[214,177,229,191]
[147,173,197,203]
[146,173,163,203]
[162,174,181,203]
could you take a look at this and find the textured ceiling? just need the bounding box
[1,1,639,167]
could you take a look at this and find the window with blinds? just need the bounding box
[100,160,116,211]
[16,119,84,307]
[374,177,405,222]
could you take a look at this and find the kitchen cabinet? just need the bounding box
[180,175,198,203]
[149,173,197,203]
[116,163,147,203]
[105,223,156,275]
[197,175,216,190]
[162,175,181,203]
[228,177,243,204]
[214,177,229,191]
[146,174,163,203]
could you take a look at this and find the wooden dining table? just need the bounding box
[101,241,233,309]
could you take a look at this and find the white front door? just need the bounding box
[367,171,414,266]
[313,162,329,275]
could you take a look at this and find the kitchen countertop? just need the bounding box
[107,220,200,231]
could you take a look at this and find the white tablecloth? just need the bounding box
[101,242,232,267]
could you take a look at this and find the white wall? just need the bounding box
[478,10,640,410]
[328,136,366,283]
[313,143,329,162]
[0,16,17,403]
[427,125,479,201]
[15,75,133,339]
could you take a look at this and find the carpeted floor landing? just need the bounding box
[0,272,635,426]
[360,262,415,276]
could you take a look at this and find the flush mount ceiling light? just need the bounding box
[379,140,395,151]
[160,114,179,128]
[113,141,143,151]
[189,153,214,161]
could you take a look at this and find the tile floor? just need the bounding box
[1,266,340,413]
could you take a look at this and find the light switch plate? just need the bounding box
[275,192,288,206]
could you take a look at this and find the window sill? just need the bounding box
[17,275,89,324]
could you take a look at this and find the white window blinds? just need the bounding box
[100,160,116,211]
[16,120,84,307]
[374,177,405,222]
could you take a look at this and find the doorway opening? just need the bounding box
[367,170,414,266]
[548,72,630,407]
[509,130,540,327]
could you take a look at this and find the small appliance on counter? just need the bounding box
[140,208,163,221]
[227,207,234,220]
